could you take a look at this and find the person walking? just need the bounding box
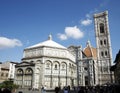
[44,85,47,93]
[41,85,44,93]
[64,87,68,93]
[55,87,60,93]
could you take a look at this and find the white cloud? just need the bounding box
[58,26,84,40]
[0,37,22,49]
[57,33,67,40]
[81,0,109,27]
[86,14,91,18]
[65,26,84,39]
[81,19,92,26]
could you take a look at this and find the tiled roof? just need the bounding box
[83,41,97,59]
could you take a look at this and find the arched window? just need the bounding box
[45,60,52,69]
[100,40,103,45]
[100,23,104,33]
[25,68,33,75]
[55,64,57,69]
[62,64,65,69]
[46,63,50,68]
[17,69,23,75]
[104,39,106,45]
[61,62,66,71]
[6,73,8,77]
[84,67,88,71]
[105,51,108,56]
[101,51,104,57]
[1,73,4,76]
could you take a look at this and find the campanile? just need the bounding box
[94,11,112,84]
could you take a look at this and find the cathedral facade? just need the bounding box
[14,11,113,89]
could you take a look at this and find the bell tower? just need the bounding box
[94,11,112,85]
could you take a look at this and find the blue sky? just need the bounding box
[0,0,119,63]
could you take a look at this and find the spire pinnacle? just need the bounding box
[48,34,52,40]
[87,40,91,46]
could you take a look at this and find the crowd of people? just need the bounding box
[54,84,120,93]
[1,84,120,93]
[76,85,120,93]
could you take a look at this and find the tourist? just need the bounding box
[55,87,60,93]
[64,87,68,93]
[41,85,44,93]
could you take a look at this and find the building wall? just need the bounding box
[0,62,16,82]
[43,58,77,89]
[115,63,120,84]
[15,59,77,89]
[111,50,120,84]
[0,68,9,83]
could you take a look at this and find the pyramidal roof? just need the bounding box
[26,35,66,49]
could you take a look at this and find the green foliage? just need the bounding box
[0,80,19,90]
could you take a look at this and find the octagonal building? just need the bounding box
[14,35,77,89]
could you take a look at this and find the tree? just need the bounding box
[0,80,19,91]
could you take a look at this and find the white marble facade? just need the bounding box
[94,11,113,85]
[15,35,77,89]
